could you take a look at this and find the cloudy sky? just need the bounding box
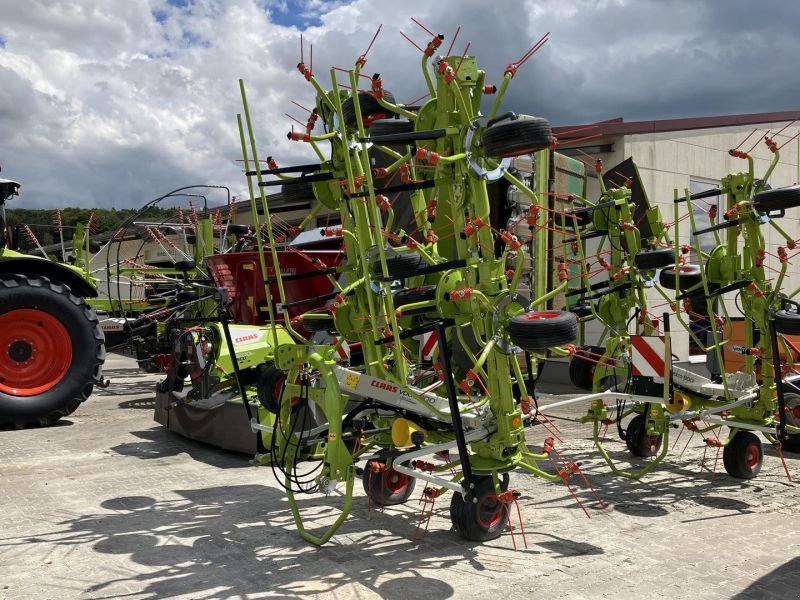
[1,0,798,209]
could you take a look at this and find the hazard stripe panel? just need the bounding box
[631,335,666,378]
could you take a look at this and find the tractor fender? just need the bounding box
[0,256,98,297]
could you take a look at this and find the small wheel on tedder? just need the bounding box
[624,413,663,458]
[723,431,763,479]
[362,460,416,506]
[450,475,510,541]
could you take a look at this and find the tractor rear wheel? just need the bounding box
[0,275,104,428]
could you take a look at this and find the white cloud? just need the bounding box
[0,0,796,208]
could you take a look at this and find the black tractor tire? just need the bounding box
[372,253,426,279]
[508,310,578,351]
[723,431,763,479]
[393,286,436,315]
[341,90,396,129]
[0,275,105,429]
[753,184,800,213]
[362,460,416,506]
[450,474,509,541]
[482,116,553,158]
[659,265,703,290]
[624,413,663,458]
[569,346,605,391]
[281,179,316,204]
[633,248,675,270]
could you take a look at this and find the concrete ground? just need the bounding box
[1,354,800,600]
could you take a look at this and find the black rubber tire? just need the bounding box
[0,275,105,429]
[299,311,336,333]
[341,90,396,129]
[372,253,426,279]
[659,265,702,290]
[482,117,553,158]
[553,207,594,229]
[570,303,594,319]
[633,248,675,270]
[393,286,436,315]
[281,179,316,204]
[362,461,416,506]
[625,413,663,458]
[256,363,301,414]
[368,118,414,138]
[775,304,800,335]
[722,431,763,479]
[508,310,578,351]
[753,184,800,213]
[450,475,509,541]
[569,346,605,391]
[779,392,800,453]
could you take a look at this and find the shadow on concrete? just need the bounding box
[5,481,601,599]
[521,430,765,521]
[4,478,607,598]
[118,398,157,410]
[734,556,800,599]
[109,429,251,469]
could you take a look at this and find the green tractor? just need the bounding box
[0,171,105,428]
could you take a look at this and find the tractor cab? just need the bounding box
[0,173,21,250]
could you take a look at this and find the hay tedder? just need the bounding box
[230,24,621,544]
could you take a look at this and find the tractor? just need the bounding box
[0,169,105,428]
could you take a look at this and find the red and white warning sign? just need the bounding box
[419,331,438,362]
[331,336,351,363]
[631,335,667,378]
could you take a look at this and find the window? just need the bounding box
[689,177,721,255]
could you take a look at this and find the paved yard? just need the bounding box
[1,354,799,599]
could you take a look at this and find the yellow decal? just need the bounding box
[345,373,361,390]
[328,433,337,441]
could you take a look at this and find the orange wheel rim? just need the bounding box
[0,309,72,396]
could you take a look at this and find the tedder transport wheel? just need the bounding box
[633,248,675,270]
[450,475,509,541]
[508,311,578,352]
[779,392,800,453]
[482,117,553,158]
[0,275,104,428]
[341,90,396,129]
[625,413,663,458]
[362,460,416,506]
[569,346,605,391]
[373,253,425,279]
[368,118,414,143]
[753,184,800,213]
[659,264,703,289]
[723,431,763,479]
[774,299,800,335]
